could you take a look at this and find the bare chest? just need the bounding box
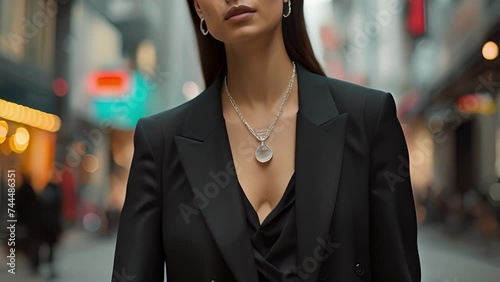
[225,113,297,223]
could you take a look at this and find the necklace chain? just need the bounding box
[224,62,296,142]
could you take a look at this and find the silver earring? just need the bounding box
[283,0,291,18]
[200,18,209,36]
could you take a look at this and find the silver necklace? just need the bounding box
[224,62,296,163]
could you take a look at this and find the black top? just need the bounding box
[238,173,299,282]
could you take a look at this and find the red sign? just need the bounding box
[87,70,130,96]
[407,0,426,37]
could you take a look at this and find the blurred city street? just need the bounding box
[419,225,500,282]
[1,224,500,282]
[0,230,116,282]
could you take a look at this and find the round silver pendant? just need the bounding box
[255,143,273,163]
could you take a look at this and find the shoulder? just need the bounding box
[319,75,397,141]
[130,97,195,158]
[322,75,394,119]
[322,76,390,116]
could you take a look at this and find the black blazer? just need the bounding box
[112,64,421,282]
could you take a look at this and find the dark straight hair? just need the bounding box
[186,0,325,86]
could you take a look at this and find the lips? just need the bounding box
[224,5,256,20]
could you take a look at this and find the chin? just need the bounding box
[217,25,279,45]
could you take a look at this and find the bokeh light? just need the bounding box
[53,77,69,97]
[482,41,499,61]
[82,154,99,173]
[83,213,102,232]
[8,127,30,153]
[0,120,7,144]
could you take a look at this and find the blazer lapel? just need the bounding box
[174,74,259,282]
[295,64,348,281]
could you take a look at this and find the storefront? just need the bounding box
[0,1,75,231]
[405,0,500,227]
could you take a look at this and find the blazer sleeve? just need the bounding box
[368,92,421,282]
[112,118,165,282]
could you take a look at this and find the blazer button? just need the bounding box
[354,263,364,277]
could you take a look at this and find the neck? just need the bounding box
[224,28,295,110]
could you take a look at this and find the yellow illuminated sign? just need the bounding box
[0,99,61,132]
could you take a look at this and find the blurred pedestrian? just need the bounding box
[40,167,63,279]
[16,172,43,275]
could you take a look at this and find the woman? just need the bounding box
[112,0,421,281]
